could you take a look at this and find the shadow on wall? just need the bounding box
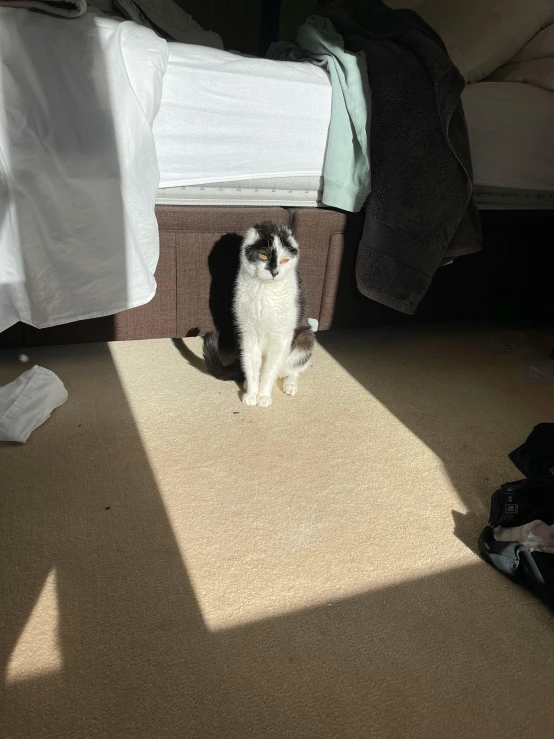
[208,232,242,354]
[0,11,125,346]
[1,341,554,738]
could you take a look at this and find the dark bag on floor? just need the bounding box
[479,424,554,611]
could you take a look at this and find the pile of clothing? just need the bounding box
[480,424,554,611]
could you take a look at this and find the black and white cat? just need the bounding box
[203,222,314,407]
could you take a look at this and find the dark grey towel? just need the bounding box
[318,0,482,314]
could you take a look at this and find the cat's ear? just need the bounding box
[243,227,260,247]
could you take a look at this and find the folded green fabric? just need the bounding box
[268,15,371,213]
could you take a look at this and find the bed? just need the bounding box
[2,1,554,349]
[154,45,554,211]
[137,13,554,340]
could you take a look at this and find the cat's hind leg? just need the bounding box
[279,355,302,396]
[279,328,314,397]
[282,373,299,396]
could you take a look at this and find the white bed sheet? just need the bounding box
[154,43,331,188]
[462,81,554,191]
[0,10,167,332]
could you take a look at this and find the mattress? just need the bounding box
[462,81,554,193]
[156,176,323,207]
[153,43,331,189]
[473,186,554,210]
[155,180,554,210]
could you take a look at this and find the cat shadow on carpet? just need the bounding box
[171,338,209,375]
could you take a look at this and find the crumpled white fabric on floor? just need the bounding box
[0,365,67,443]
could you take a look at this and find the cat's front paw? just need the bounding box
[242,393,258,406]
[283,382,298,396]
[257,395,272,407]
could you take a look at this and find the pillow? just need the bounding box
[512,23,554,62]
[415,0,554,82]
[487,24,554,91]
[487,58,554,91]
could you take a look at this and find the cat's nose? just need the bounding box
[270,269,279,278]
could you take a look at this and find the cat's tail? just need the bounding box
[203,330,243,381]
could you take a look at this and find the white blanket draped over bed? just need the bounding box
[0,9,167,331]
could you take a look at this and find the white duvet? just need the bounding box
[0,9,168,332]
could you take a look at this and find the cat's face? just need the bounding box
[241,223,298,282]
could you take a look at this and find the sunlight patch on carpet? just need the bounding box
[6,569,62,684]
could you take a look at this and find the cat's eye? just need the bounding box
[280,259,289,264]
[259,254,268,261]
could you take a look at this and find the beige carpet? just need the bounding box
[1,326,554,738]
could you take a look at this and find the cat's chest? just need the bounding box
[236,280,297,330]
